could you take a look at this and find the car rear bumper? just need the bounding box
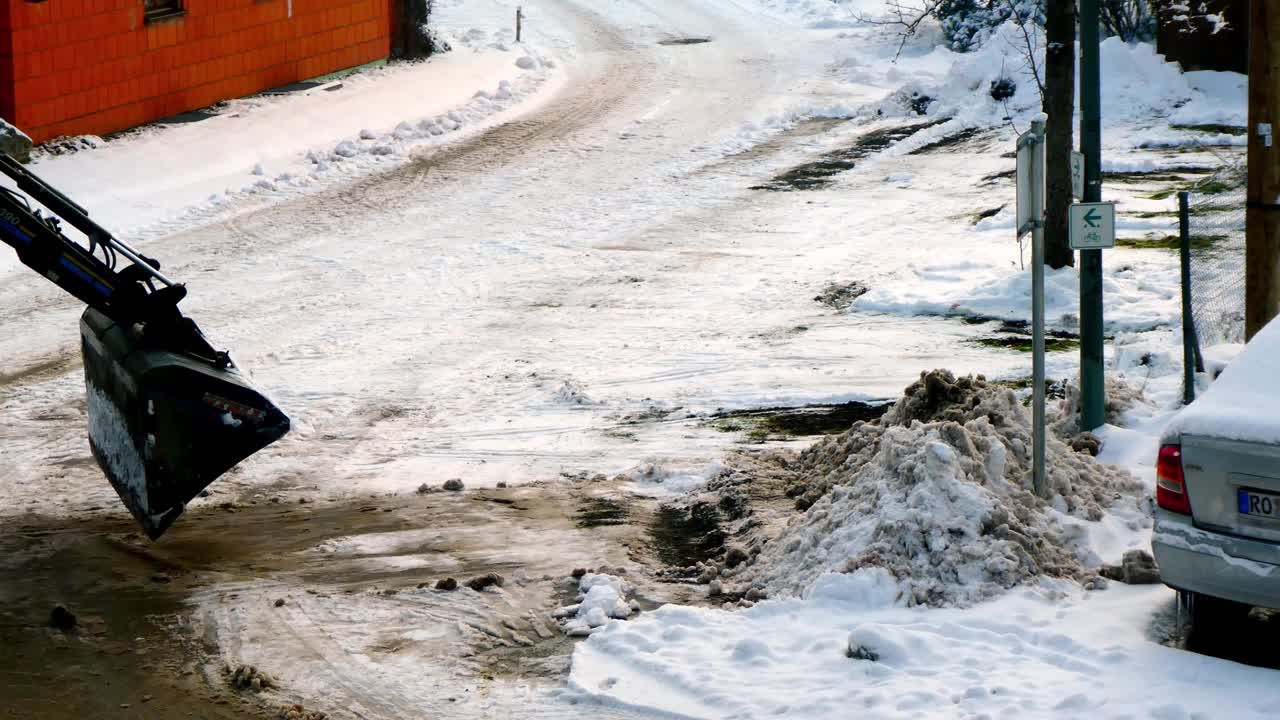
[1152,508,1280,609]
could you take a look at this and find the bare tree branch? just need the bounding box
[1001,0,1045,102]
[851,0,945,59]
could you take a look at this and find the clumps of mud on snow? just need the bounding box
[466,572,505,591]
[814,281,868,310]
[278,704,328,720]
[226,664,276,692]
[696,370,1144,607]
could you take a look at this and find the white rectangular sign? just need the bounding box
[1015,130,1041,238]
[1071,151,1085,200]
[1069,201,1116,250]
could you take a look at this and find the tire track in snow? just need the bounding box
[175,484,680,719]
[217,0,653,253]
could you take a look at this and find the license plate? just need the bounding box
[1238,489,1280,519]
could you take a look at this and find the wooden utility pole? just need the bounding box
[1078,0,1105,430]
[1043,0,1076,270]
[1247,0,1280,339]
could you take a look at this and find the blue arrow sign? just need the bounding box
[1083,208,1101,228]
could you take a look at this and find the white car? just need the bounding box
[1152,317,1280,632]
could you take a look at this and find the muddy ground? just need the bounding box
[8,420,1280,718]
[0,480,720,719]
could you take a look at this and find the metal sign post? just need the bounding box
[1017,116,1049,499]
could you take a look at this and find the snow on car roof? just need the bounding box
[1163,316,1280,446]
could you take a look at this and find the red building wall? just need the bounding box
[0,0,391,143]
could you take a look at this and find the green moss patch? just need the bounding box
[1115,234,1227,250]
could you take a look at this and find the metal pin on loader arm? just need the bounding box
[0,153,175,288]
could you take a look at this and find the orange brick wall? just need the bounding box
[0,0,391,143]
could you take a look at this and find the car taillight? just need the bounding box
[1156,444,1192,514]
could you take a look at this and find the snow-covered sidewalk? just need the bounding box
[0,0,564,280]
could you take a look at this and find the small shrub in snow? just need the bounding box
[907,91,933,115]
[845,636,880,662]
[989,77,1017,102]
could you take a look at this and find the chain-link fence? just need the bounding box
[1179,175,1246,402]
[1186,189,1247,346]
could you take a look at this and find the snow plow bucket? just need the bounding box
[80,308,290,539]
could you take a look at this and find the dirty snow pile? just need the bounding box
[721,371,1143,606]
[554,573,639,636]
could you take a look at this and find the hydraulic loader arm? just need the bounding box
[0,154,290,540]
[0,153,194,333]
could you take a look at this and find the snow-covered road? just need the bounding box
[1,0,1036,515]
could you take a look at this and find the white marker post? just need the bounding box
[1071,151,1085,200]
[1016,116,1048,499]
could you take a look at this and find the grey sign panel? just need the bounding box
[1015,130,1041,238]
